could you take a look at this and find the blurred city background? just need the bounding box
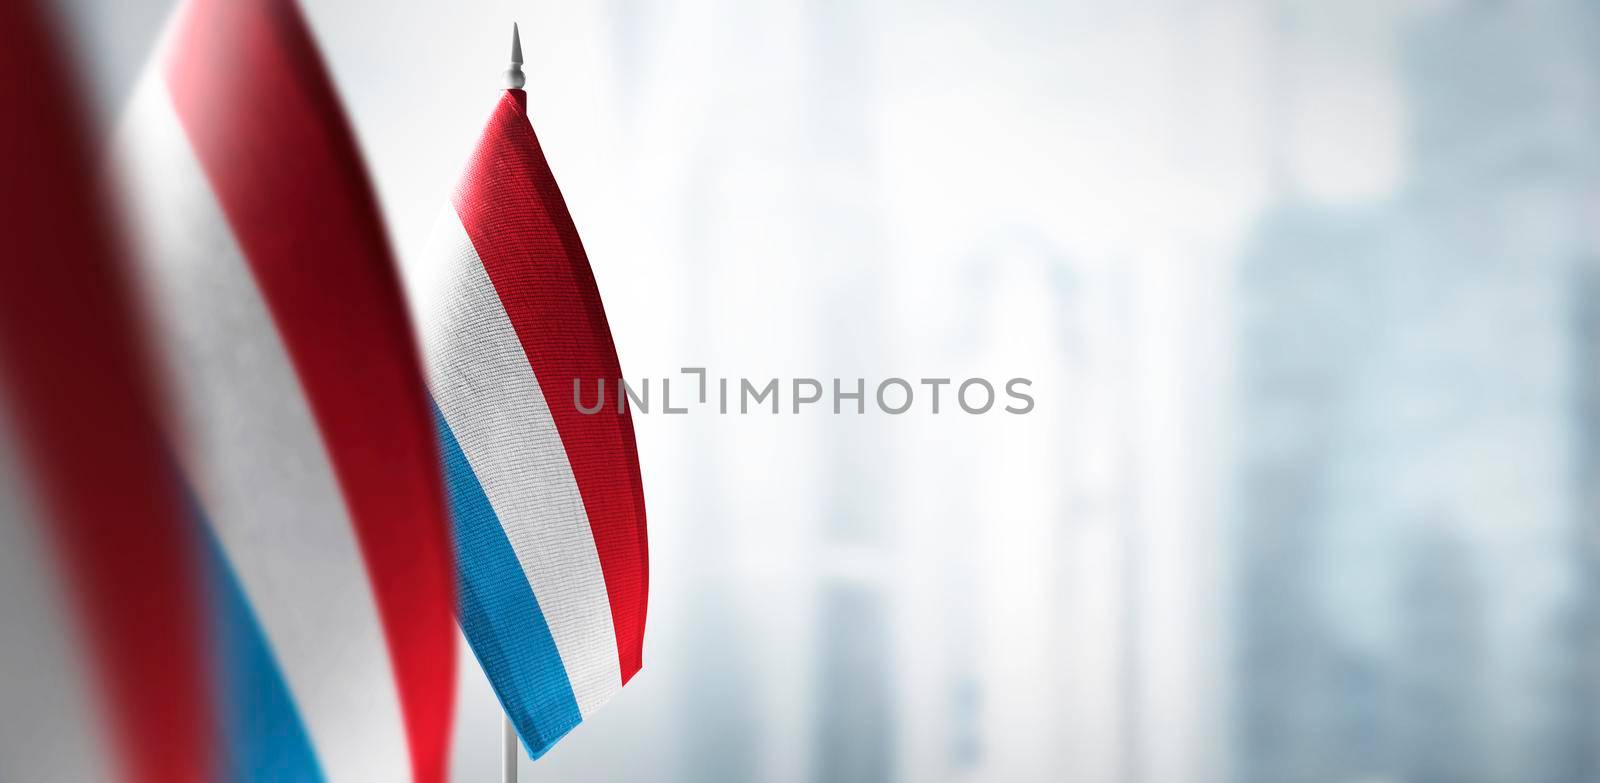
[55,0,1600,780]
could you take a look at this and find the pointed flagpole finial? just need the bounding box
[504,23,526,90]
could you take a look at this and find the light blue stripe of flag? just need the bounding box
[433,401,584,758]
[192,499,324,782]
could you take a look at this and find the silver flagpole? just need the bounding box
[500,23,526,783]
[501,713,519,783]
[505,23,526,91]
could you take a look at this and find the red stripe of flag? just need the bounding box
[452,90,649,683]
[0,3,215,781]
[163,1,455,779]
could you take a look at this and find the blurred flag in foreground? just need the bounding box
[414,26,649,759]
[0,3,214,781]
[114,0,455,780]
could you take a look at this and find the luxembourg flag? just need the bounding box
[414,25,649,760]
[0,3,212,781]
[113,0,456,781]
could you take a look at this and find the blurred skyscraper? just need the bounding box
[804,2,897,782]
[1233,1,1600,782]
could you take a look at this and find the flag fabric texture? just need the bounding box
[416,87,649,759]
[113,1,456,781]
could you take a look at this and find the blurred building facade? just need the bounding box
[1233,1,1600,782]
